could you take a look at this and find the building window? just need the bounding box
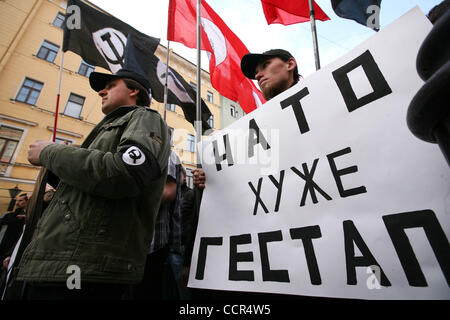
[187,134,195,153]
[207,115,214,128]
[165,103,176,112]
[207,91,214,103]
[189,82,197,91]
[168,127,174,146]
[16,78,43,105]
[36,40,59,63]
[52,12,65,28]
[63,93,85,118]
[230,105,236,117]
[0,126,23,174]
[78,60,95,77]
[55,137,73,145]
[185,168,193,189]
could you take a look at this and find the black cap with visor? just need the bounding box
[89,68,151,93]
[240,49,299,81]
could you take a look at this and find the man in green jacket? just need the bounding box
[17,69,171,300]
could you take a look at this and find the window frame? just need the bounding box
[230,105,236,117]
[15,77,43,105]
[78,60,95,77]
[207,114,214,128]
[165,103,176,112]
[54,136,74,145]
[52,12,65,28]
[63,93,85,119]
[0,125,24,175]
[185,168,193,189]
[187,134,195,153]
[36,40,60,63]
[206,90,214,103]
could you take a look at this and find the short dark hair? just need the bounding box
[123,78,151,106]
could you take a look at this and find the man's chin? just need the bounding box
[261,89,274,101]
[101,105,110,115]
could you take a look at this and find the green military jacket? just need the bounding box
[17,105,170,284]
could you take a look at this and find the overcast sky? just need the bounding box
[88,0,442,77]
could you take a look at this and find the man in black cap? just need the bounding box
[241,49,300,100]
[17,69,171,300]
[191,49,300,188]
[184,50,302,298]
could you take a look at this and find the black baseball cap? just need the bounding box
[241,49,298,80]
[89,68,151,93]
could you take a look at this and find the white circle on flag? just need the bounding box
[200,18,227,67]
[122,146,145,166]
[92,28,127,73]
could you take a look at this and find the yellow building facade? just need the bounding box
[0,0,221,213]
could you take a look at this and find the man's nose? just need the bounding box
[98,88,107,97]
[255,70,263,81]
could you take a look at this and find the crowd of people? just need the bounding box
[0,1,448,300]
[0,41,299,300]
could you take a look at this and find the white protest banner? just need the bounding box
[189,7,450,300]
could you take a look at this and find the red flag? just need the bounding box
[167,0,265,114]
[261,0,330,25]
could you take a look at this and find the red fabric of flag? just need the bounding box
[168,0,265,114]
[261,0,330,25]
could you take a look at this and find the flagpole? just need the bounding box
[163,41,171,122]
[308,0,321,70]
[195,0,202,168]
[193,0,204,245]
[52,52,64,142]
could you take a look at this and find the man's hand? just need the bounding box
[192,168,206,189]
[28,140,53,166]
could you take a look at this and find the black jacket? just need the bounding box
[0,208,25,261]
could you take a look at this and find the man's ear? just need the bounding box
[286,57,297,72]
[129,88,139,97]
[128,88,139,102]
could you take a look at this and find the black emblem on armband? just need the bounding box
[122,146,146,166]
[118,144,162,185]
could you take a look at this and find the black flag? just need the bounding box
[125,35,212,132]
[331,0,382,31]
[63,0,159,71]
[63,0,212,132]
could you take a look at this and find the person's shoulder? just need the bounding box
[144,106,158,112]
[132,106,164,121]
[137,106,160,115]
[142,106,159,114]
